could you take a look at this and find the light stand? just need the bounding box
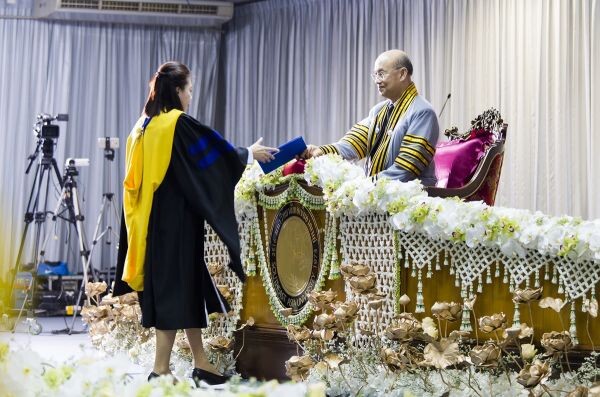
[88,137,120,291]
[41,158,98,335]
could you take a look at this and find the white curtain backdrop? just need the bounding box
[0,18,221,279]
[223,0,600,219]
[1,0,599,282]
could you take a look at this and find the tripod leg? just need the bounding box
[12,166,54,332]
[69,184,94,333]
[87,196,108,275]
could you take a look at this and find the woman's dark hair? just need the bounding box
[144,61,190,117]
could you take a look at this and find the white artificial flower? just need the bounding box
[521,343,537,361]
[422,316,439,339]
[389,211,412,232]
[3,347,45,396]
[582,298,598,318]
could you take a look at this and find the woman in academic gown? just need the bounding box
[113,61,276,386]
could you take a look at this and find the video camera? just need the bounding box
[26,113,69,174]
[63,158,89,178]
[34,113,69,139]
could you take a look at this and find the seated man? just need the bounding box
[303,50,439,186]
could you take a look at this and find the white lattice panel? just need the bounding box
[397,231,445,270]
[555,257,600,300]
[203,223,243,340]
[446,243,499,287]
[502,250,548,287]
[340,214,397,347]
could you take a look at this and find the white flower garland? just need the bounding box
[297,155,600,266]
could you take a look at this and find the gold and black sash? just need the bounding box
[366,83,418,176]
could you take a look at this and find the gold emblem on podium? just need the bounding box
[269,201,320,312]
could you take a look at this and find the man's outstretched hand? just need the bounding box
[299,144,323,159]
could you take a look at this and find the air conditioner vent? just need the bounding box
[34,0,233,27]
[180,4,218,15]
[102,1,140,12]
[60,0,100,10]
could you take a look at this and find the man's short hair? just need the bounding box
[395,54,413,76]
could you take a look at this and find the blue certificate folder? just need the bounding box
[259,136,307,174]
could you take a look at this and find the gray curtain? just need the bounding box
[2,0,600,281]
[223,0,600,220]
[0,18,221,279]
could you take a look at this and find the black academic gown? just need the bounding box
[114,113,247,330]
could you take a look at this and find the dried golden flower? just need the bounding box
[85,281,107,298]
[539,297,565,313]
[588,382,600,396]
[367,297,385,310]
[312,361,329,376]
[314,329,335,341]
[566,386,590,397]
[308,289,337,312]
[120,305,139,321]
[479,313,507,333]
[323,353,347,369]
[207,263,224,277]
[385,316,422,342]
[449,330,470,340]
[217,285,234,304]
[340,262,371,278]
[99,294,119,306]
[285,355,314,381]
[431,301,462,322]
[380,347,412,371]
[504,323,533,340]
[513,287,543,304]
[469,341,501,367]
[81,305,111,323]
[286,324,312,343]
[206,336,234,353]
[89,321,111,336]
[119,292,139,305]
[348,274,377,294]
[333,301,359,324]
[521,343,537,361]
[516,359,551,389]
[422,338,464,369]
[399,294,411,307]
[541,331,573,354]
[313,313,337,330]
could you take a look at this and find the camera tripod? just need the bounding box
[87,138,120,291]
[9,134,64,334]
[38,160,98,334]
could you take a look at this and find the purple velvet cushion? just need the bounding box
[434,133,494,188]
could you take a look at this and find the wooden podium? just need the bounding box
[234,181,344,380]
[233,181,600,380]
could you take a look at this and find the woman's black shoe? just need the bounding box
[191,367,230,386]
[147,372,160,382]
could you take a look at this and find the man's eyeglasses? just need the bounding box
[371,67,403,82]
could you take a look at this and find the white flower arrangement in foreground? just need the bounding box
[0,339,325,397]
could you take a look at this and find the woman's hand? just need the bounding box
[250,137,278,163]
